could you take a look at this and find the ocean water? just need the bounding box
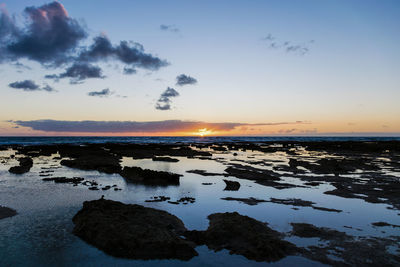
[0,137,399,266]
[0,136,399,145]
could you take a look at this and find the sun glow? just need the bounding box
[196,128,213,137]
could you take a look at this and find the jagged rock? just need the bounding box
[9,157,33,174]
[72,199,198,260]
[120,166,181,186]
[223,179,240,191]
[185,212,298,262]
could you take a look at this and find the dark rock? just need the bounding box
[223,179,240,191]
[0,206,17,220]
[177,197,195,203]
[224,165,299,189]
[372,221,400,228]
[266,198,342,213]
[221,197,267,206]
[120,166,181,186]
[9,157,33,174]
[72,199,197,260]
[291,223,349,240]
[185,212,298,262]
[187,169,223,176]
[145,196,171,202]
[152,156,179,162]
[42,177,84,184]
[88,186,99,190]
[291,222,400,266]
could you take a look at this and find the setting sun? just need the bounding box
[196,128,212,137]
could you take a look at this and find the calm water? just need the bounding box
[0,138,399,266]
[0,136,399,146]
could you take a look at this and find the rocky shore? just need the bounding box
[1,140,399,265]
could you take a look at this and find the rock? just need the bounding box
[290,222,400,266]
[372,221,400,228]
[290,223,349,240]
[42,177,84,185]
[223,179,240,191]
[9,157,33,174]
[224,165,299,189]
[221,197,267,206]
[72,199,197,260]
[120,166,181,186]
[152,156,179,162]
[186,169,223,176]
[177,197,195,203]
[185,212,297,262]
[0,206,17,220]
[145,196,171,202]
[88,186,99,190]
[266,198,342,213]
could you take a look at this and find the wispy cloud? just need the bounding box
[87,88,112,97]
[176,74,197,86]
[8,80,55,92]
[160,24,180,33]
[11,120,308,133]
[155,87,180,110]
[261,34,314,55]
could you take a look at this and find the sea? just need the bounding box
[0,136,399,145]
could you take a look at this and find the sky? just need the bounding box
[0,0,399,136]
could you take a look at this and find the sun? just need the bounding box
[196,128,212,137]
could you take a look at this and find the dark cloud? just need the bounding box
[160,24,179,33]
[176,74,197,86]
[88,88,112,97]
[42,84,55,92]
[3,2,86,65]
[8,80,39,90]
[261,34,313,55]
[11,120,308,133]
[155,87,180,110]
[11,62,31,70]
[8,80,55,92]
[78,35,169,71]
[0,2,168,78]
[46,63,104,84]
[123,66,137,75]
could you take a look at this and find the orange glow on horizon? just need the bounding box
[195,128,213,137]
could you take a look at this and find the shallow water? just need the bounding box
[0,146,399,266]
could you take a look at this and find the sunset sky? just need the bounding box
[0,0,399,136]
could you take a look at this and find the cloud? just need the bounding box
[78,35,169,71]
[176,74,197,86]
[8,80,39,90]
[88,88,112,97]
[46,62,105,83]
[123,66,137,75]
[160,24,179,33]
[0,2,168,78]
[261,33,313,55]
[155,87,180,110]
[8,80,55,92]
[2,2,86,65]
[42,84,55,92]
[11,120,307,133]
